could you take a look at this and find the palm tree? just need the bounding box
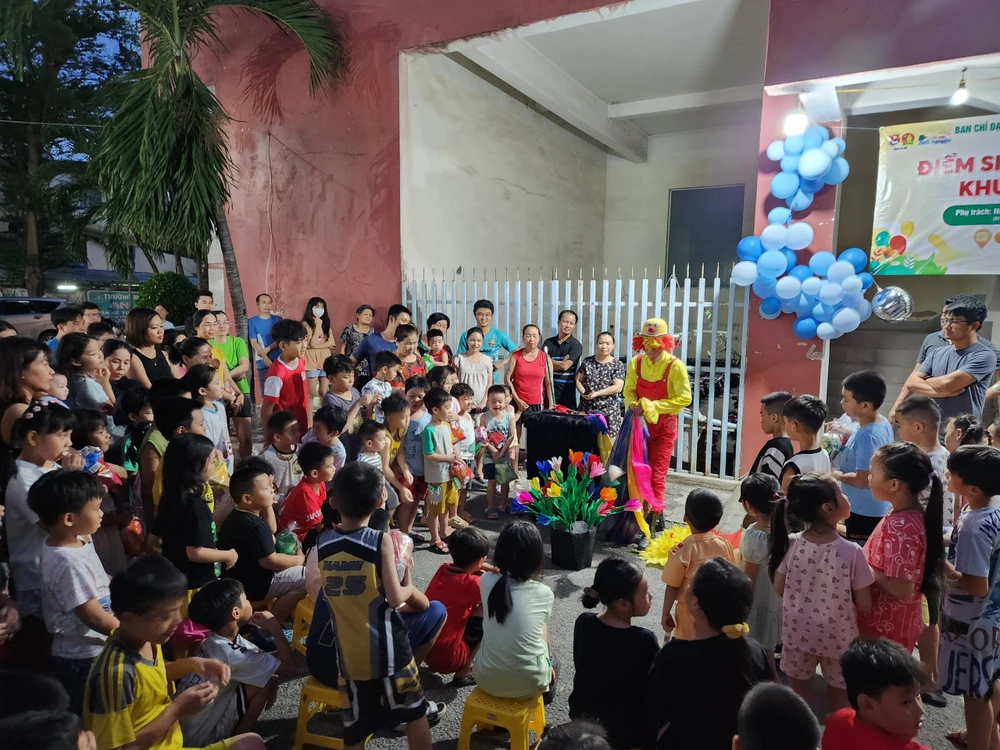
[94,0,346,338]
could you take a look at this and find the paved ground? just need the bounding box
[251,475,962,749]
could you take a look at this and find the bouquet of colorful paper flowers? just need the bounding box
[510,450,636,531]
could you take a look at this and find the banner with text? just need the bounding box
[872,114,1000,275]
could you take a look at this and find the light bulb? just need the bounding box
[952,68,969,106]
[784,111,808,136]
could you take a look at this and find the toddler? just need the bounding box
[771,474,874,710]
[823,638,928,750]
[185,363,233,474]
[477,384,518,520]
[650,558,771,750]
[361,350,401,422]
[57,333,114,415]
[451,382,477,523]
[737,473,782,657]
[400,377,431,533]
[424,328,450,366]
[42,371,71,408]
[571,558,658,750]
[661,488,736,640]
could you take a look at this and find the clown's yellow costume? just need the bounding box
[623,318,692,506]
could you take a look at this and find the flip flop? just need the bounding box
[486,508,500,520]
[430,541,450,555]
[452,674,476,687]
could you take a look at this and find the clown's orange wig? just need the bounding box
[632,334,676,354]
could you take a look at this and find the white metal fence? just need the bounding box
[401,267,751,480]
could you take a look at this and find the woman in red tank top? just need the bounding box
[506,324,551,415]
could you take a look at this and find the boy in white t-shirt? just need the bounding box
[258,410,303,509]
[450,382,478,524]
[32,470,119,714]
[779,395,831,493]
[178,579,294,746]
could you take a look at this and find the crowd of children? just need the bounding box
[4,297,1000,750]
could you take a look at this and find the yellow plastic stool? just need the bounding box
[292,597,314,656]
[458,688,546,750]
[249,598,275,612]
[293,677,353,750]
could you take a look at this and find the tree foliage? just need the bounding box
[135,271,196,323]
[0,0,140,292]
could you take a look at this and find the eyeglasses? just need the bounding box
[940,316,970,327]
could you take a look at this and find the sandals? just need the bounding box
[430,541,450,555]
[452,674,476,687]
[485,508,500,520]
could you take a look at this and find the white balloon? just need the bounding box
[731,260,759,287]
[775,276,803,300]
[821,140,840,158]
[801,277,822,297]
[786,222,815,251]
[819,282,845,305]
[760,224,788,251]
[798,148,834,180]
[841,275,863,294]
[817,322,837,341]
[858,299,873,322]
[832,307,861,333]
[766,140,785,161]
[826,260,856,283]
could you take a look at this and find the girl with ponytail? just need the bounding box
[650,558,771,750]
[475,521,556,703]
[570,558,657,749]
[858,442,944,651]
[770,474,875,710]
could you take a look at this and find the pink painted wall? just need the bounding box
[738,94,835,472]
[197,0,613,328]
[765,0,1000,86]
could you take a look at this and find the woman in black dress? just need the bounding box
[576,331,626,438]
[124,308,177,386]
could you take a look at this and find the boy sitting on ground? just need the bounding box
[177,580,294,747]
[220,465,306,624]
[424,526,493,685]
[83,555,265,750]
[823,638,928,750]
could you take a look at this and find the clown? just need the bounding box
[624,318,692,535]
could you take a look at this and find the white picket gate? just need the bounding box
[401,267,751,480]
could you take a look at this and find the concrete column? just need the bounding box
[739,93,837,472]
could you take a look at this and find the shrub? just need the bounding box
[135,272,196,324]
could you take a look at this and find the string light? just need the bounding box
[952,67,969,105]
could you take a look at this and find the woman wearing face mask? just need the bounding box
[576,331,627,438]
[623,319,692,543]
[302,297,333,410]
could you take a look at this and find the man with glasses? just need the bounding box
[896,295,997,434]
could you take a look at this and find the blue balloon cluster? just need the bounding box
[765,125,849,210]
[730,123,865,341]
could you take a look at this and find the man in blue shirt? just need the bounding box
[833,370,894,544]
[351,304,412,379]
[248,293,279,400]
[457,299,516,384]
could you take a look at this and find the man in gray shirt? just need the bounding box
[903,296,997,430]
[889,295,1000,421]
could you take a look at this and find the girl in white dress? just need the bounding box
[738,473,783,660]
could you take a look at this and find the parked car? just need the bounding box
[0,297,66,339]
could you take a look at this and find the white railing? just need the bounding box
[402,267,751,480]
